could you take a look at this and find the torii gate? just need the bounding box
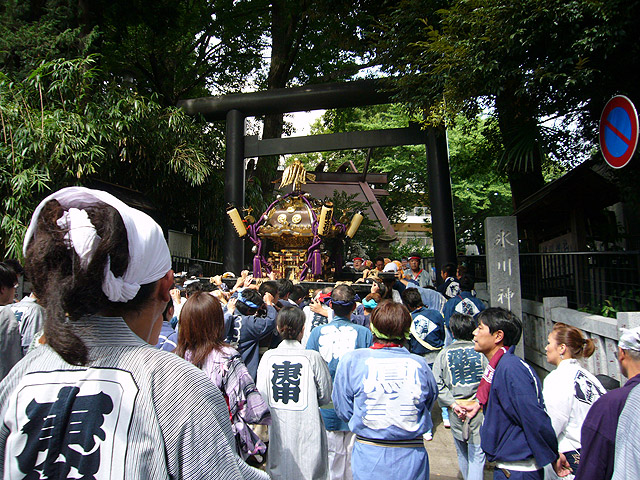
[178,79,457,282]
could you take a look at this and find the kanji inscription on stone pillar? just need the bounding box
[485,216,524,356]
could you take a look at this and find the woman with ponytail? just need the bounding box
[0,187,267,480]
[543,322,606,479]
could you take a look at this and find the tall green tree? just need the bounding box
[0,0,93,79]
[0,0,253,260]
[372,0,640,208]
[448,115,512,250]
[254,0,384,200]
[89,0,268,105]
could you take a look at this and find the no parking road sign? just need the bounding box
[599,95,638,169]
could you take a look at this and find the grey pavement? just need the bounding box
[424,406,494,480]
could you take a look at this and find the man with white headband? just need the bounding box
[575,326,640,480]
[0,187,267,480]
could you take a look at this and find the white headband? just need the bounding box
[24,186,172,303]
[619,327,640,352]
[383,262,398,273]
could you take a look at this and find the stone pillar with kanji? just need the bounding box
[485,216,524,357]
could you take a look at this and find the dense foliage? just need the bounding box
[372,0,640,207]
[0,55,218,257]
[2,0,638,261]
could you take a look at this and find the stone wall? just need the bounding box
[475,282,640,383]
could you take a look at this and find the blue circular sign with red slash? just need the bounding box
[599,95,638,169]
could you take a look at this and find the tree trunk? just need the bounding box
[495,91,546,210]
[254,0,308,196]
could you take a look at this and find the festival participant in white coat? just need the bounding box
[0,186,266,480]
[542,323,605,480]
[257,306,332,480]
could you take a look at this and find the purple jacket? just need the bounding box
[575,373,640,480]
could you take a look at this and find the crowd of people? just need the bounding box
[0,186,639,480]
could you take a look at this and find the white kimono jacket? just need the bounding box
[257,339,332,480]
[0,316,267,480]
[542,358,605,480]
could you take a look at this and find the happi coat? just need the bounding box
[225,305,277,380]
[256,339,332,480]
[405,284,446,313]
[191,345,270,459]
[0,316,267,480]
[408,306,445,364]
[9,296,45,356]
[432,339,487,444]
[332,346,438,480]
[575,373,640,480]
[0,306,21,380]
[403,268,432,288]
[613,382,640,480]
[542,359,605,479]
[306,315,373,431]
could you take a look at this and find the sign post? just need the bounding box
[599,95,639,169]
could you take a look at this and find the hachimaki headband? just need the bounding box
[24,186,172,303]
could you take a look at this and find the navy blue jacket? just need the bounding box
[480,347,558,468]
[408,306,445,355]
[443,291,485,326]
[225,305,277,380]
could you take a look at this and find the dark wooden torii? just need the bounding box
[177,79,457,280]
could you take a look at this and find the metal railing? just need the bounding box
[458,252,640,312]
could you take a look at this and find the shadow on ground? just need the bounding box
[424,405,494,480]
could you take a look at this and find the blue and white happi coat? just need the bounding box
[332,346,438,480]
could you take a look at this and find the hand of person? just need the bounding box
[310,299,328,316]
[552,453,572,477]
[263,292,274,306]
[240,270,249,278]
[462,402,482,420]
[233,275,245,289]
[268,271,276,280]
[211,289,227,305]
[226,297,237,315]
[170,288,181,304]
[370,281,380,294]
[452,404,467,420]
[211,275,222,286]
[243,275,254,288]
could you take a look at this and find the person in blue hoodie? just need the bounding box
[469,307,570,480]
